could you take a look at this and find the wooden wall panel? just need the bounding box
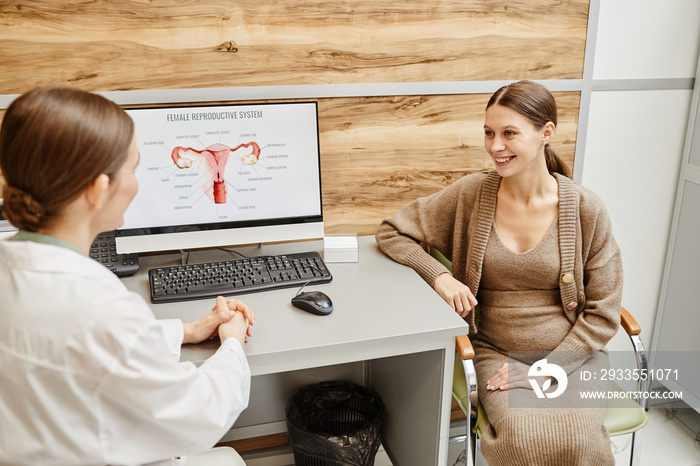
[318,92,580,235]
[0,1,588,93]
[0,93,579,236]
[0,1,585,236]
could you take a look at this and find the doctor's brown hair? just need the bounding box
[0,87,134,231]
[487,80,571,178]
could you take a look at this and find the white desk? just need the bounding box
[122,235,468,466]
[0,220,17,240]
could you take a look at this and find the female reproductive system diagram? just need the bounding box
[125,101,321,228]
[171,140,262,205]
[141,132,297,220]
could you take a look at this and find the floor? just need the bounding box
[443,397,700,466]
[241,397,700,466]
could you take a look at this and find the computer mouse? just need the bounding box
[291,291,333,316]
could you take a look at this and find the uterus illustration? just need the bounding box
[171,142,260,204]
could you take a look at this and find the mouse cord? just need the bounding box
[295,279,314,296]
[294,265,326,296]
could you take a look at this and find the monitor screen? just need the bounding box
[116,101,324,254]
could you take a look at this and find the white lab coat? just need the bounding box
[0,239,251,466]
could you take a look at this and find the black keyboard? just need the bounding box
[90,231,140,277]
[148,251,333,303]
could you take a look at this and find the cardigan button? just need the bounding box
[567,301,578,311]
[562,273,574,284]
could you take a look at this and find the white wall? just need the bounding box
[582,90,690,351]
[594,1,700,80]
[581,0,700,351]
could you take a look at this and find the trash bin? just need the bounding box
[286,381,384,466]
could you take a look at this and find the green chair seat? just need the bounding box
[453,352,648,439]
[604,382,649,435]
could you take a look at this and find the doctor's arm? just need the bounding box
[91,295,252,462]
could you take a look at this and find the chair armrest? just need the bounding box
[456,334,475,360]
[620,306,650,410]
[621,306,641,336]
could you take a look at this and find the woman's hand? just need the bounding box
[182,296,255,345]
[215,297,255,340]
[486,361,552,392]
[433,272,478,317]
[487,361,531,391]
[217,298,254,347]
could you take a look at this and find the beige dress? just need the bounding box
[473,218,614,466]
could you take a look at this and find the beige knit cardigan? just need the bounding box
[376,170,623,373]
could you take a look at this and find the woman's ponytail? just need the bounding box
[544,143,570,178]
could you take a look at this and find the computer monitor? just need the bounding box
[116,101,324,254]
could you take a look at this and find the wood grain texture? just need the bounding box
[217,432,288,453]
[0,1,584,235]
[318,92,579,235]
[0,1,588,93]
[0,93,579,235]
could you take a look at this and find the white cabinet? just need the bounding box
[651,58,700,412]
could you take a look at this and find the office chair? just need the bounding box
[427,246,649,466]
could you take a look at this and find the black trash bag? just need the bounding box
[286,381,384,466]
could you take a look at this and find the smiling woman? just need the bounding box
[376,81,623,465]
[483,82,561,255]
[485,80,570,178]
[483,104,555,180]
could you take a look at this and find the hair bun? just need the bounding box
[2,184,47,231]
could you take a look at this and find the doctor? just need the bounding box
[0,86,254,465]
